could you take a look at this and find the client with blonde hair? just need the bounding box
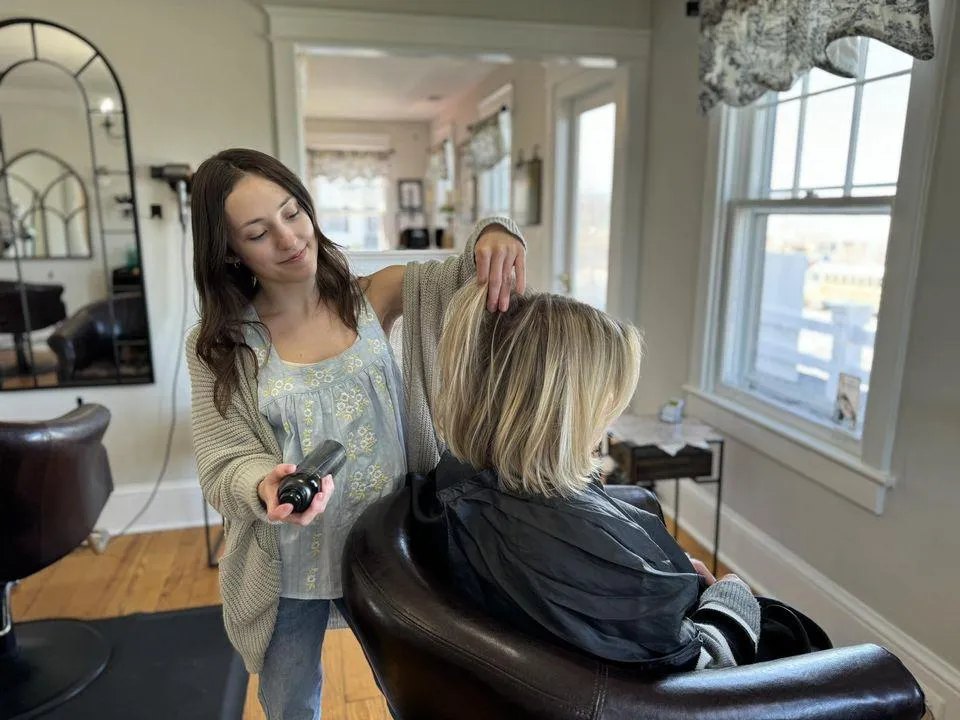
[414,285,760,671]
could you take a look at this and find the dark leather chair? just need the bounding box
[0,280,66,376]
[342,485,926,720]
[0,404,114,720]
[47,293,151,383]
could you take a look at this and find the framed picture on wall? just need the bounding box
[398,179,424,211]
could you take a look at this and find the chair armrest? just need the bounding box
[601,644,925,720]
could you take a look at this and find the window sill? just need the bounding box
[682,385,893,514]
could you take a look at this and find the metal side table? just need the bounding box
[607,414,725,574]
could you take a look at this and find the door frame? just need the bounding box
[263,5,650,322]
[553,82,617,307]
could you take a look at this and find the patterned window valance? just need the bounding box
[308,149,392,181]
[427,143,450,182]
[469,112,506,173]
[699,0,936,112]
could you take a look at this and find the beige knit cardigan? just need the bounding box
[186,217,522,672]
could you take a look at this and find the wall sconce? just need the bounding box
[99,97,124,140]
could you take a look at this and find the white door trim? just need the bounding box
[552,82,617,305]
[263,5,650,325]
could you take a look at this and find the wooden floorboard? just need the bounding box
[12,521,728,719]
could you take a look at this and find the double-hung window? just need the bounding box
[718,39,914,444]
[475,86,513,218]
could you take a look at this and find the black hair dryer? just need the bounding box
[277,440,347,513]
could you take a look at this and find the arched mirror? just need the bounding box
[0,19,153,390]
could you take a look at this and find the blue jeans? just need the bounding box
[258,598,349,720]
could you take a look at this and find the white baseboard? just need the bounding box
[96,477,222,536]
[656,480,956,719]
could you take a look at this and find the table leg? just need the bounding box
[673,478,681,540]
[712,442,724,575]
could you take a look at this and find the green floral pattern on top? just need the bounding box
[246,299,407,600]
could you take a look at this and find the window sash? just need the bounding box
[720,199,892,441]
[744,41,912,202]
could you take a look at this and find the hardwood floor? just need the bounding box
[11,522,725,720]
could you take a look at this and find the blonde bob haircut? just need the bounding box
[432,284,643,498]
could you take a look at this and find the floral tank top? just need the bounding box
[247,299,407,599]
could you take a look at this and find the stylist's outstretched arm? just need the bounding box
[186,148,523,720]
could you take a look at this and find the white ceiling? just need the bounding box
[303,53,501,121]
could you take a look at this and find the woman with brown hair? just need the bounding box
[186,148,524,719]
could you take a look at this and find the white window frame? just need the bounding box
[553,82,617,308]
[686,0,955,514]
[476,84,513,218]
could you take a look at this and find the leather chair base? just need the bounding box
[0,620,110,720]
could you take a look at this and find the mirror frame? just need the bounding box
[0,17,153,390]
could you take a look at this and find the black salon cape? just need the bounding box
[411,453,704,672]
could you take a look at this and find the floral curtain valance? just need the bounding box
[427,143,450,182]
[469,113,506,173]
[699,0,936,112]
[308,149,392,181]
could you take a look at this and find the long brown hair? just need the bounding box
[191,148,363,416]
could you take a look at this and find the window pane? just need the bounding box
[313,176,387,250]
[865,40,914,79]
[743,213,889,424]
[808,67,853,94]
[778,81,803,102]
[572,101,615,310]
[798,86,855,188]
[853,74,911,186]
[769,101,800,190]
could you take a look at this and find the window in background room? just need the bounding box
[431,137,456,227]
[313,175,387,250]
[474,85,513,219]
[554,85,616,311]
[719,39,914,441]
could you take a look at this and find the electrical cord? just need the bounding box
[115,185,190,537]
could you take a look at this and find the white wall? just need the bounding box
[430,61,550,290]
[304,118,430,246]
[640,0,960,668]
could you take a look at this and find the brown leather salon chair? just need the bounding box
[0,404,114,720]
[342,484,926,719]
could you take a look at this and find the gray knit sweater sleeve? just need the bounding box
[186,327,280,523]
[401,216,525,473]
[692,577,761,669]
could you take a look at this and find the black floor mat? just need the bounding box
[44,605,247,720]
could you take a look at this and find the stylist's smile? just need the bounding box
[282,247,306,264]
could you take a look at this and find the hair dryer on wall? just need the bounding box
[150,164,193,230]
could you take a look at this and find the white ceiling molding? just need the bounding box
[263,6,651,62]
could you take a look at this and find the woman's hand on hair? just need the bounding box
[258,463,335,526]
[475,226,526,312]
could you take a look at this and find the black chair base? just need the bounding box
[0,620,110,720]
